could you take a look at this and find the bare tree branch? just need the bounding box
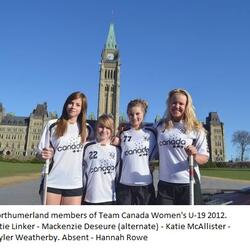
[232,130,250,161]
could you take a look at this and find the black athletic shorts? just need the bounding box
[156,179,204,205]
[116,183,155,205]
[47,187,83,197]
[82,201,116,205]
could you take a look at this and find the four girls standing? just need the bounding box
[38,88,209,205]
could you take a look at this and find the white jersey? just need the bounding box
[119,127,157,186]
[37,119,93,189]
[156,121,209,184]
[82,142,121,203]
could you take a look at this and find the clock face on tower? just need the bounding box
[106,53,114,60]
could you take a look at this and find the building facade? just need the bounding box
[97,23,120,131]
[204,112,226,162]
[0,102,54,159]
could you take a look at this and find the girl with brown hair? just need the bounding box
[37,91,93,205]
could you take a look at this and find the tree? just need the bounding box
[232,130,250,161]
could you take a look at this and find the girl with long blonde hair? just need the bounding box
[155,88,209,205]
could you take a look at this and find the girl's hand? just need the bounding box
[41,147,54,160]
[185,145,197,156]
[111,136,120,146]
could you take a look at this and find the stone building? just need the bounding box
[0,24,226,162]
[0,102,54,159]
[204,112,226,162]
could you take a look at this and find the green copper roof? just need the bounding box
[105,23,117,49]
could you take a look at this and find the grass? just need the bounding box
[200,168,250,181]
[0,161,42,178]
[1,161,250,181]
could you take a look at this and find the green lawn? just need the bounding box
[0,161,41,178]
[200,168,250,181]
[1,161,250,181]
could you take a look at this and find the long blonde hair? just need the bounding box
[164,88,203,132]
[55,91,87,143]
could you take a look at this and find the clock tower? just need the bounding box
[97,23,120,131]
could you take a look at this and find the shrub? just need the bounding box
[203,160,250,168]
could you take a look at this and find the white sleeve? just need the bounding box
[195,130,210,157]
[37,119,56,154]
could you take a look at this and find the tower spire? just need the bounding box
[105,23,117,49]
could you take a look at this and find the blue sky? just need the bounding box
[0,0,249,160]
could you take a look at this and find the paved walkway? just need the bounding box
[201,176,250,191]
[0,179,40,205]
[0,175,250,205]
